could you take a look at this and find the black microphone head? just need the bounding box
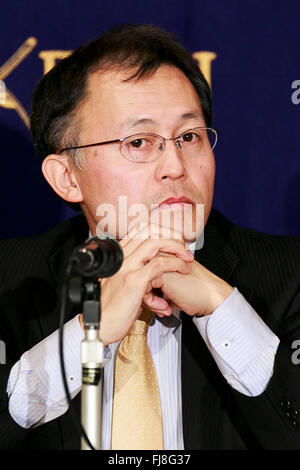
[70,237,123,278]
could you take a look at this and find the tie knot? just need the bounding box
[129,308,154,336]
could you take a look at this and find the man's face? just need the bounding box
[73,64,216,242]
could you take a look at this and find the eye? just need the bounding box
[122,134,159,162]
[128,137,154,150]
[130,139,144,148]
[181,132,199,143]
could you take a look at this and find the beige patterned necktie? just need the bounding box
[111,308,164,450]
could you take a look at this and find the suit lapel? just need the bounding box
[33,215,89,340]
[181,209,240,449]
[194,209,240,281]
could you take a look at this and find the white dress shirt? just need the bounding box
[7,288,279,449]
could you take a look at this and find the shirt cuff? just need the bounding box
[193,288,280,396]
[7,315,111,428]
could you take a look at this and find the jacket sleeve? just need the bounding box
[230,289,300,449]
[0,282,30,449]
[0,362,29,449]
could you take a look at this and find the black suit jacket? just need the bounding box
[1,209,300,449]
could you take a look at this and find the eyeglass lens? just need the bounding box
[121,128,217,162]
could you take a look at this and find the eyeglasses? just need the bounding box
[58,127,217,163]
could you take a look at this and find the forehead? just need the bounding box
[79,65,204,136]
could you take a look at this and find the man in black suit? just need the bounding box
[1,24,300,450]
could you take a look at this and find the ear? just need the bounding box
[41,154,83,203]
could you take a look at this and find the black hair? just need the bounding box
[30,23,212,163]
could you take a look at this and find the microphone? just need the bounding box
[70,236,123,278]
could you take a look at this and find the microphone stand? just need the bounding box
[69,276,104,450]
[81,279,103,450]
[65,237,123,450]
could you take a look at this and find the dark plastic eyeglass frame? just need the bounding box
[57,127,218,159]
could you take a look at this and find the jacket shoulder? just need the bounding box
[210,208,300,291]
[210,208,300,253]
[0,215,88,288]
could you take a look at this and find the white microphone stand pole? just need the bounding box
[81,294,104,450]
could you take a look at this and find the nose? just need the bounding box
[154,139,186,181]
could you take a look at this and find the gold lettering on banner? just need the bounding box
[0,37,37,128]
[38,50,72,74]
[192,51,217,87]
[0,41,217,129]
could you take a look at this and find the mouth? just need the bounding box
[158,196,194,209]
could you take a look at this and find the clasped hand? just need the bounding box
[95,223,233,346]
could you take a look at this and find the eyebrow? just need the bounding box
[125,117,155,129]
[123,110,205,131]
[180,110,204,121]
